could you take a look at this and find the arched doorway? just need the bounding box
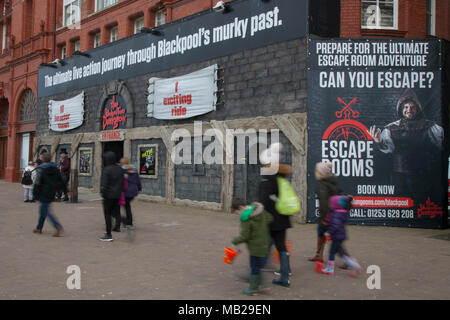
[16,89,36,180]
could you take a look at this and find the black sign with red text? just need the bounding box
[307,38,448,228]
[102,95,127,130]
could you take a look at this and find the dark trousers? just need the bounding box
[123,197,134,226]
[37,201,62,230]
[329,240,344,261]
[250,256,267,275]
[57,177,69,199]
[271,229,287,252]
[271,229,291,275]
[103,199,120,236]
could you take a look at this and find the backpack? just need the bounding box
[275,177,301,215]
[21,169,34,185]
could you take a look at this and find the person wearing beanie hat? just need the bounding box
[258,143,293,287]
[308,161,342,262]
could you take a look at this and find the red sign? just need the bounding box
[418,198,443,219]
[102,95,127,130]
[101,130,124,141]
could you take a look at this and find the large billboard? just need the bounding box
[307,38,448,228]
[38,0,308,98]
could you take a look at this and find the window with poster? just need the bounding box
[78,147,93,176]
[138,144,158,179]
[361,0,398,29]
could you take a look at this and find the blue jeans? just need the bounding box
[37,202,62,230]
[250,256,267,275]
[329,240,344,261]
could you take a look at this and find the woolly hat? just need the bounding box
[259,143,282,165]
[315,162,332,178]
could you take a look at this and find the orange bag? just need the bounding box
[273,240,293,264]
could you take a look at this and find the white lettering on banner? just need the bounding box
[321,140,374,177]
[41,5,286,91]
[147,65,217,120]
[48,92,84,132]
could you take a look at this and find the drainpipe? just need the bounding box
[52,0,56,60]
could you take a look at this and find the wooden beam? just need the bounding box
[272,115,306,155]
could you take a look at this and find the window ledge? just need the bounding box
[361,29,407,38]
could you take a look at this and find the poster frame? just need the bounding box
[78,147,93,176]
[137,144,159,179]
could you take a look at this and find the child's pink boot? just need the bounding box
[321,260,335,275]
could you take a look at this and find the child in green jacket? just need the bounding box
[231,198,274,295]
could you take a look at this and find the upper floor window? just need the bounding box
[93,32,101,48]
[361,0,398,29]
[95,0,118,12]
[63,0,81,27]
[155,10,165,27]
[19,90,36,122]
[1,23,6,51]
[426,0,436,36]
[134,16,144,34]
[110,26,118,42]
[73,39,80,52]
[61,45,67,59]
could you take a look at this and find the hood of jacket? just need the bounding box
[240,202,264,221]
[103,151,117,166]
[329,195,352,211]
[38,162,57,169]
[396,88,424,119]
[318,174,339,186]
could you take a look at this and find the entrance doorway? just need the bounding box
[103,141,123,165]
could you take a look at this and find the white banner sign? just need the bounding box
[147,64,218,120]
[49,92,84,131]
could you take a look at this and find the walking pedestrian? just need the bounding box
[56,149,70,202]
[308,162,341,262]
[21,161,37,202]
[258,143,292,288]
[321,195,361,276]
[231,198,273,295]
[32,153,64,237]
[100,151,124,242]
[120,157,142,230]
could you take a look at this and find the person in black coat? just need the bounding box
[32,152,64,237]
[100,151,124,242]
[258,143,292,288]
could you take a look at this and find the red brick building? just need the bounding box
[0,0,223,182]
[0,0,449,182]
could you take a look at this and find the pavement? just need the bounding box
[0,180,449,300]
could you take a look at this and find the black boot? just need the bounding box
[272,251,290,287]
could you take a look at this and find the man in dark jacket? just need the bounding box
[100,151,124,241]
[33,153,64,237]
[259,157,293,288]
[56,149,71,202]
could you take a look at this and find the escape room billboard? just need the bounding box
[307,38,448,228]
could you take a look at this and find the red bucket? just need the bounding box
[315,261,324,274]
[223,247,239,264]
